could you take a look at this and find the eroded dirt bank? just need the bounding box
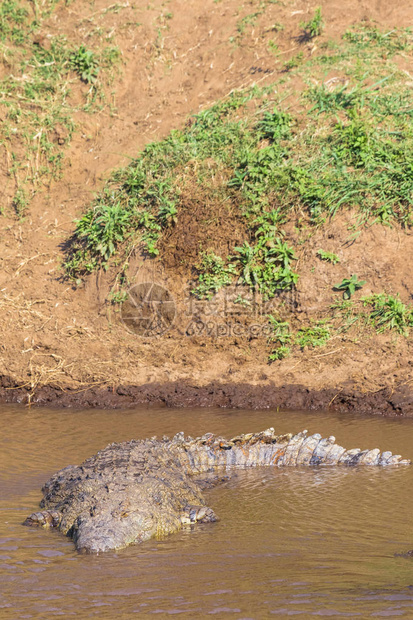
[1,0,413,412]
[2,377,413,417]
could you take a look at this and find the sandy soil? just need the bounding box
[1,0,413,412]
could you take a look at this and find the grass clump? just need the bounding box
[192,253,236,299]
[267,316,331,361]
[296,321,331,349]
[267,316,292,361]
[300,7,324,40]
[231,238,298,299]
[317,249,340,264]
[70,45,100,84]
[0,0,121,214]
[363,293,413,335]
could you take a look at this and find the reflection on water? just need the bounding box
[1,404,413,617]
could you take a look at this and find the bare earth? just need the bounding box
[1,0,413,413]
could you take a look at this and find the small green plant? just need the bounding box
[333,113,371,167]
[317,249,340,264]
[300,7,324,39]
[267,316,292,361]
[266,238,297,268]
[363,293,413,335]
[283,52,303,71]
[108,290,128,304]
[70,45,100,84]
[232,242,261,287]
[192,253,236,299]
[269,345,291,361]
[296,321,331,348]
[158,201,178,226]
[271,22,284,32]
[253,209,286,240]
[257,108,292,141]
[307,84,359,114]
[12,187,29,216]
[75,203,132,263]
[334,275,366,299]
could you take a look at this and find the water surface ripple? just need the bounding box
[1,405,413,618]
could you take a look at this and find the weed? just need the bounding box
[270,22,284,32]
[75,203,132,263]
[108,290,128,304]
[343,26,413,54]
[268,315,292,345]
[283,52,303,71]
[12,187,29,217]
[296,321,331,348]
[257,108,292,141]
[269,346,291,361]
[237,12,261,35]
[70,45,100,84]
[267,315,292,360]
[300,7,324,40]
[317,249,340,264]
[334,275,366,299]
[306,84,360,114]
[363,293,413,334]
[231,239,298,298]
[268,315,331,360]
[158,200,178,226]
[192,253,236,299]
[232,242,261,287]
[253,208,286,240]
[266,238,297,268]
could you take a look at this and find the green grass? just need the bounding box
[300,7,324,40]
[0,0,121,214]
[192,253,236,300]
[267,316,331,361]
[317,249,340,264]
[363,293,413,335]
[66,23,413,320]
[267,291,413,362]
[296,321,331,348]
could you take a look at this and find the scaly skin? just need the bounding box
[23,428,411,553]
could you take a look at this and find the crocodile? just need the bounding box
[23,428,411,553]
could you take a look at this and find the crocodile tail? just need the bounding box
[177,429,411,472]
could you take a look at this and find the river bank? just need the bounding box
[1,0,413,412]
[2,377,413,416]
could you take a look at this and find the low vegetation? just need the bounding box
[0,0,121,214]
[61,18,413,361]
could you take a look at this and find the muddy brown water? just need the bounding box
[1,405,413,618]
